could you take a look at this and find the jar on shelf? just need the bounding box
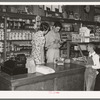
[62,11,68,19]
[68,11,74,19]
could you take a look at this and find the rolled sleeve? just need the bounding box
[92,54,100,69]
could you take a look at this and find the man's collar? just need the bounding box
[89,52,96,57]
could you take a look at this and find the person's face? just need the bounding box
[54,26,61,33]
[43,30,48,35]
[37,21,41,28]
[87,45,92,52]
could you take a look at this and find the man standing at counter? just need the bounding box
[85,43,100,91]
[45,21,62,63]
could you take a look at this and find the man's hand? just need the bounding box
[60,40,66,44]
[54,40,60,44]
[85,65,92,68]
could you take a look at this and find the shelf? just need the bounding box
[0,19,4,22]
[45,10,62,14]
[42,16,100,26]
[95,7,100,10]
[61,36,67,37]
[15,45,32,47]
[0,28,4,29]
[61,40,100,45]
[7,50,31,53]
[0,12,100,26]
[0,12,36,19]
[71,50,87,52]
[0,39,32,42]
[0,40,4,42]
[71,41,100,44]
[61,31,78,32]
[60,47,67,50]
[7,40,32,41]
[71,42,90,44]
[9,29,35,31]
[95,13,100,15]
[1,11,100,61]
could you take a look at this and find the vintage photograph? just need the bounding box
[0,4,100,92]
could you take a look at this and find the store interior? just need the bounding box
[0,5,100,91]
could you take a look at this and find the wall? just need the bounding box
[79,6,95,21]
[32,5,45,16]
[0,5,95,21]
[1,5,45,16]
[62,5,95,21]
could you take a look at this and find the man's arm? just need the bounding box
[92,54,100,69]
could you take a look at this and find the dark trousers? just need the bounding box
[94,69,100,91]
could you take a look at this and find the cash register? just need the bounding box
[1,54,28,75]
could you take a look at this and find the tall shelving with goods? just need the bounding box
[0,12,36,62]
[0,7,100,62]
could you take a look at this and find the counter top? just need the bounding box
[0,61,85,88]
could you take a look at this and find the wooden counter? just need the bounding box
[0,62,85,91]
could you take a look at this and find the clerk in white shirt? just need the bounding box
[45,21,62,63]
[85,43,100,91]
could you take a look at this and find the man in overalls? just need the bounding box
[85,43,100,91]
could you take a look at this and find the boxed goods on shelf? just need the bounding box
[74,45,87,51]
[79,27,90,37]
[72,33,81,42]
[90,35,100,42]
[72,27,90,43]
[0,29,33,41]
[7,30,32,40]
[0,42,3,53]
[62,23,73,31]
[0,10,100,62]
[0,29,4,40]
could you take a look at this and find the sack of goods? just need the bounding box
[26,56,36,73]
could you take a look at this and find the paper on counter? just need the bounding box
[36,65,55,75]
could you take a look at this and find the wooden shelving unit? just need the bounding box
[0,11,100,61]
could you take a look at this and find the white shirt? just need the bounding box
[45,30,61,49]
[89,52,100,69]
